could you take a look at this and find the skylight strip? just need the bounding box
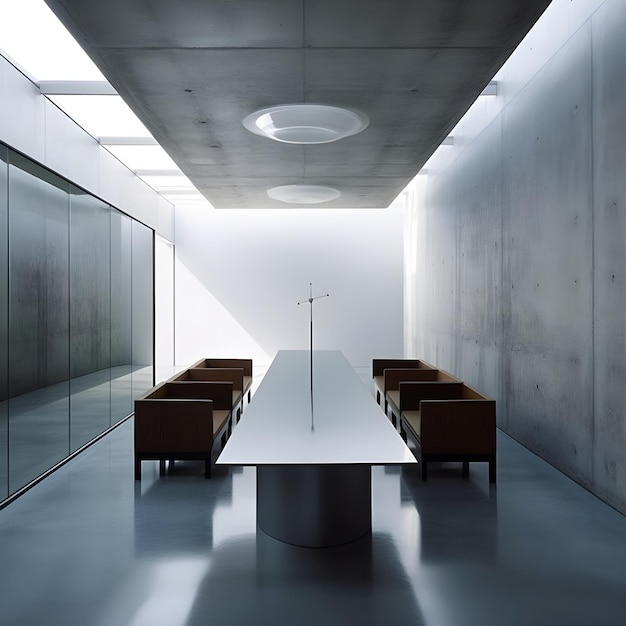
[39,80,117,95]
[99,137,158,146]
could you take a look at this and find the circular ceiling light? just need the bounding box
[267,185,342,204]
[243,104,369,144]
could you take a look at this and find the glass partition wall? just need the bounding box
[0,146,8,500]
[0,144,154,503]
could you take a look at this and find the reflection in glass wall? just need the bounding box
[8,154,70,492]
[111,209,133,422]
[69,187,111,452]
[131,221,154,398]
[0,146,8,500]
[0,145,155,502]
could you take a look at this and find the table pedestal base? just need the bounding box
[256,465,372,548]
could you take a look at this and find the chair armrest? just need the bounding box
[419,400,496,454]
[372,358,436,377]
[134,399,214,453]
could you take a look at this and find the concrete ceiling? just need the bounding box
[44,0,552,208]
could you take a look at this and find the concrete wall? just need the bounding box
[174,199,405,370]
[405,0,626,514]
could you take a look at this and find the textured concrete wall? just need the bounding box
[406,0,626,514]
[590,2,626,511]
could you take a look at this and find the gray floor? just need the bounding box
[1,370,626,626]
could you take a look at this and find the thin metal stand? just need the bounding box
[298,283,329,431]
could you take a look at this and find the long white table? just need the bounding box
[217,350,416,547]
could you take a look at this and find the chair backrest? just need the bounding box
[142,381,233,408]
[383,368,440,391]
[399,381,464,410]
[189,358,253,377]
[371,358,435,378]
[460,383,492,400]
[186,367,244,389]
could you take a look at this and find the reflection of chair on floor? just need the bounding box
[400,468,498,563]
[134,381,233,480]
[133,471,228,555]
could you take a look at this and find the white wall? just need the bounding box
[0,54,174,240]
[174,199,405,370]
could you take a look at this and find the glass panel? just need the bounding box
[155,236,174,383]
[0,146,8,500]
[8,152,70,493]
[69,187,111,452]
[131,221,154,398]
[110,209,133,423]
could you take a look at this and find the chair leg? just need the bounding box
[421,461,428,481]
[489,459,497,483]
[400,425,407,442]
[159,459,166,475]
[391,412,397,427]
[134,456,141,480]
[205,458,212,479]
[462,461,469,478]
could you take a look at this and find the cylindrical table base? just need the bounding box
[256,464,372,548]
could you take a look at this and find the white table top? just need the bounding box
[217,350,417,466]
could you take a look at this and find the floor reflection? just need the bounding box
[133,461,236,556]
[6,364,143,495]
[401,463,498,563]
[186,530,423,626]
[0,400,6,497]
[8,378,70,491]
[1,379,626,626]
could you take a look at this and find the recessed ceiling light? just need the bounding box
[243,104,368,144]
[267,185,341,204]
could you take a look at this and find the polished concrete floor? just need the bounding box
[1,369,626,626]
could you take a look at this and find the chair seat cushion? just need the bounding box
[373,375,383,393]
[213,410,231,436]
[386,390,400,413]
[402,410,421,440]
